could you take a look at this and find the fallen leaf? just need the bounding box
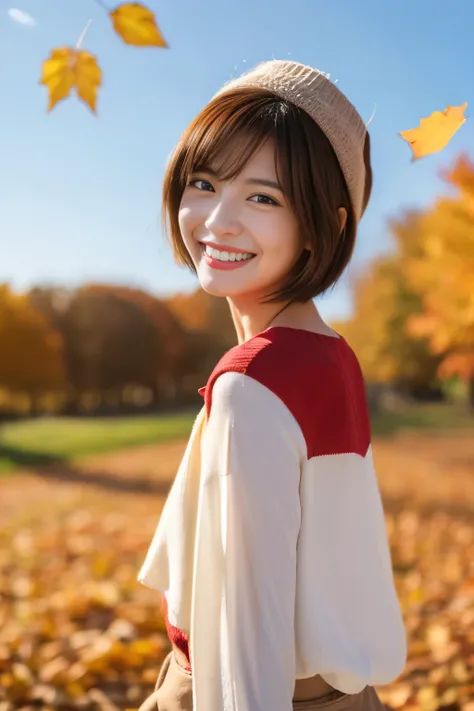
[400,103,468,160]
[40,47,102,112]
[384,682,412,708]
[88,688,121,711]
[39,656,69,685]
[1,434,474,708]
[109,3,168,47]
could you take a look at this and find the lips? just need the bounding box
[199,241,256,256]
[199,242,256,271]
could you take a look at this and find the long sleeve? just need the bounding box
[138,329,406,704]
[190,371,304,711]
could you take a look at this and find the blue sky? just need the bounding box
[1,0,473,321]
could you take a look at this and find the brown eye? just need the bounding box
[250,194,279,206]
[188,179,214,192]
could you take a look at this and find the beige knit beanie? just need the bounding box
[213,60,369,221]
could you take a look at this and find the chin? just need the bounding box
[196,264,282,301]
[199,282,229,298]
[197,273,250,300]
[198,280,246,299]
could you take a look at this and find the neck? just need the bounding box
[227,297,327,345]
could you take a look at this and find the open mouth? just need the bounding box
[200,243,256,265]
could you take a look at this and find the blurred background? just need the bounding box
[1,1,473,710]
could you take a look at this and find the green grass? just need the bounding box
[0,402,472,475]
[370,402,473,436]
[0,410,198,475]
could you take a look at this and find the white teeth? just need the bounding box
[204,245,254,262]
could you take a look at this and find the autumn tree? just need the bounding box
[332,211,441,392]
[165,290,235,346]
[89,285,187,400]
[0,284,65,408]
[57,286,166,407]
[163,289,235,394]
[28,284,239,409]
[404,155,474,409]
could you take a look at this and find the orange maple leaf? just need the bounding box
[40,47,102,113]
[109,3,168,47]
[400,103,468,161]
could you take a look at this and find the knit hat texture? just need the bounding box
[213,60,369,221]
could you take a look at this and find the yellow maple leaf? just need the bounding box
[400,103,468,161]
[40,47,102,113]
[109,3,168,47]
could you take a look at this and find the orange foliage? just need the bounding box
[83,284,185,370]
[336,152,474,397]
[0,284,65,394]
[165,290,212,332]
[165,290,235,347]
[404,155,474,380]
[331,212,441,389]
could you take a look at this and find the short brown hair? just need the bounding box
[162,87,372,303]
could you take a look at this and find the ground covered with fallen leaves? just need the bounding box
[1,429,473,711]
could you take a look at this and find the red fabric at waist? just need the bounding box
[161,596,191,671]
[160,597,342,701]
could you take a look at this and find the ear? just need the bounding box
[338,207,348,234]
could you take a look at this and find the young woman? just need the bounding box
[137,59,407,711]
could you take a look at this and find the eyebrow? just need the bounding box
[197,167,282,192]
[244,178,282,191]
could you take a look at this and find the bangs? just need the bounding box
[175,88,287,187]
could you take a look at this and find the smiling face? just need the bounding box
[178,139,302,300]
[163,87,366,305]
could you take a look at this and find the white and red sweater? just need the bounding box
[138,327,407,711]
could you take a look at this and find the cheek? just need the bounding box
[178,196,209,244]
[178,205,200,259]
[178,205,192,239]
[260,213,301,264]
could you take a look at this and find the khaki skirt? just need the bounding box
[138,652,388,711]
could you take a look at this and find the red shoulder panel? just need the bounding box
[200,328,371,459]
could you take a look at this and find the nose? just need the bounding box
[204,195,243,239]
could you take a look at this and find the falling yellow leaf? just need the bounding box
[109,3,168,47]
[40,47,102,113]
[400,103,468,160]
